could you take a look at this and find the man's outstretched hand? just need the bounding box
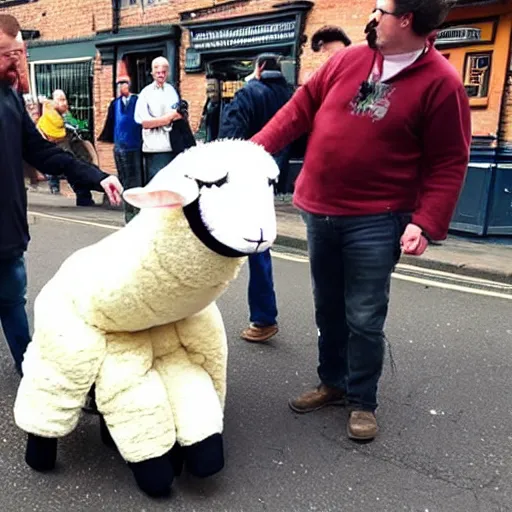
[400,223,428,256]
[100,175,123,206]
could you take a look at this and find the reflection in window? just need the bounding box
[464,52,491,98]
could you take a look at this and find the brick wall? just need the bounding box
[500,66,512,147]
[2,0,112,41]
[94,56,116,173]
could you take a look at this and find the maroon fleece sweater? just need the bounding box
[251,43,471,240]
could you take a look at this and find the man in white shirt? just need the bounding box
[134,56,182,183]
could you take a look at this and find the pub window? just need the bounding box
[463,52,492,98]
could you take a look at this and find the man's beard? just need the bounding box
[365,19,378,49]
[0,65,19,86]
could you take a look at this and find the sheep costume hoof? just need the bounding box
[14,139,278,498]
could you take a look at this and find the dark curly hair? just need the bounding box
[394,0,456,36]
[311,26,352,52]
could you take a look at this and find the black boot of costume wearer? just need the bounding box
[169,442,184,477]
[128,453,175,498]
[25,434,58,471]
[183,433,224,478]
[98,415,116,449]
[82,384,99,415]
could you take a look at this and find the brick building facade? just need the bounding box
[2,0,512,234]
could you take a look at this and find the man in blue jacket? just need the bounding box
[0,14,123,374]
[99,75,143,223]
[219,53,292,343]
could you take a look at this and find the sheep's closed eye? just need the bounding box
[268,178,278,187]
[188,175,228,189]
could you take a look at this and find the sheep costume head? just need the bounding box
[14,139,279,498]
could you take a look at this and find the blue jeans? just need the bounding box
[248,250,278,326]
[114,147,144,223]
[143,152,176,184]
[302,211,410,412]
[0,255,31,373]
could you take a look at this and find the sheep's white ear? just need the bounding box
[123,172,198,209]
[123,187,185,209]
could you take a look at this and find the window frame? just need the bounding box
[463,50,493,106]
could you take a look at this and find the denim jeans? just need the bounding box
[0,255,31,373]
[114,147,144,223]
[143,152,176,184]
[302,211,410,412]
[248,250,278,326]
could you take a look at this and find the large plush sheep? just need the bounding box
[14,139,278,498]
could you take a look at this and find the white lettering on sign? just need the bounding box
[437,27,482,43]
[190,20,297,49]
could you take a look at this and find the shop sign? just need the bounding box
[189,19,297,51]
[436,27,482,45]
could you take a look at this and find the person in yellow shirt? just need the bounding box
[37,90,95,205]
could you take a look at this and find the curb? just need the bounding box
[399,254,512,285]
[275,234,512,285]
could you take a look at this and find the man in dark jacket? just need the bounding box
[0,14,123,374]
[218,53,292,343]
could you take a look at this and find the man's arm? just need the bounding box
[411,83,472,241]
[251,53,342,154]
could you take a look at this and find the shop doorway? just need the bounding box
[197,54,295,142]
[124,50,164,94]
[195,54,304,194]
[195,57,253,142]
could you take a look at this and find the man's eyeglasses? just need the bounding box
[372,7,397,15]
[1,49,23,60]
[371,7,400,21]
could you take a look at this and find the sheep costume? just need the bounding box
[14,139,278,497]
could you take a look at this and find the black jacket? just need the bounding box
[169,118,197,155]
[98,97,117,144]
[0,84,108,259]
[218,71,293,171]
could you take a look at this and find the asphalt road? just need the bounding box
[0,213,510,512]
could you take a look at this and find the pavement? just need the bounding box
[1,212,510,511]
[26,181,512,284]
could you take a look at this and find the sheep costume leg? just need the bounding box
[13,139,279,498]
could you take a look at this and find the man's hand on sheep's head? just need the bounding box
[100,175,123,206]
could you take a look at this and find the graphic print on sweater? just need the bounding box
[350,81,394,122]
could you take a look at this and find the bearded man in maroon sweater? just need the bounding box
[251,0,470,441]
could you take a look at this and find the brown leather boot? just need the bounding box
[288,384,346,413]
[241,323,278,343]
[347,410,378,441]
